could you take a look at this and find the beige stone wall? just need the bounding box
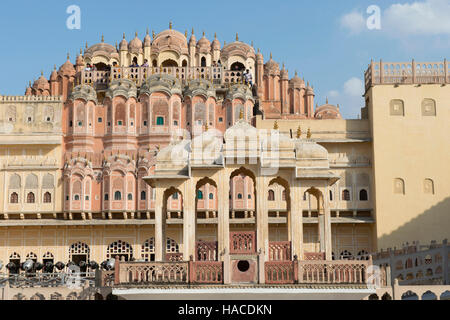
[367,84,450,249]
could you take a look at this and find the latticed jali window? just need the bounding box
[166,238,179,253]
[107,240,133,261]
[69,242,90,260]
[141,237,155,261]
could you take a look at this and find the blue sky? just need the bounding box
[0,0,449,119]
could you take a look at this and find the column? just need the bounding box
[154,186,165,261]
[256,174,268,283]
[183,179,196,260]
[290,178,303,259]
[217,170,230,284]
[322,183,332,260]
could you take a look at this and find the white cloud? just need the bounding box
[340,11,366,35]
[343,77,364,97]
[384,0,450,35]
[328,90,340,98]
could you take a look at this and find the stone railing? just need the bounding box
[196,241,218,261]
[304,252,326,260]
[116,260,189,284]
[191,261,223,284]
[265,261,296,284]
[364,59,449,90]
[268,241,291,261]
[265,259,370,284]
[229,231,256,254]
[298,260,368,284]
[165,253,183,262]
[80,66,229,87]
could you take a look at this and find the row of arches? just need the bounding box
[389,98,437,116]
[9,191,52,204]
[394,178,435,195]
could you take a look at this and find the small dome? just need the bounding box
[50,66,58,81]
[128,32,143,53]
[119,33,128,50]
[59,55,75,76]
[76,52,84,66]
[290,71,305,88]
[144,30,152,47]
[211,33,220,50]
[280,64,289,80]
[264,53,280,75]
[314,103,342,119]
[305,83,314,95]
[197,32,211,51]
[256,49,263,61]
[189,32,197,46]
[33,73,50,91]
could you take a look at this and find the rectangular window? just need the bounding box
[156,117,164,126]
[98,117,102,123]
[173,120,178,126]
[117,120,123,126]
[219,117,223,122]
[78,121,83,127]
[143,120,147,126]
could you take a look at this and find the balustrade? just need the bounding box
[229,231,256,254]
[196,241,218,261]
[117,261,189,284]
[80,66,227,87]
[268,242,291,261]
[365,59,449,90]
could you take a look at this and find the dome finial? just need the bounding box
[85,41,88,49]
[205,123,209,131]
[67,52,70,60]
[146,28,149,35]
[326,97,328,104]
[123,32,126,39]
[270,52,273,59]
[295,70,298,76]
[54,64,57,70]
[273,120,279,130]
[101,34,104,42]
[185,29,188,37]
[236,32,239,41]
[251,40,254,47]
[41,70,43,76]
[307,128,312,139]
[214,32,217,39]
[80,48,82,55]
[192,27,194,35]
[152,30,155,39]
[169,21,172,29]
[135,31,138,37]
[239,109,244,120]
[296,126,302,138]
[202,30,205,37]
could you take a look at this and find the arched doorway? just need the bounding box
[267,177,291,261]
[303,187,327,258]
[195,177,218,261]
[161,59,178,67]
[162,187,184,261]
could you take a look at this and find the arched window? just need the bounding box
[197,190,203,200]
[27,192,35,203]
[237,193,243,199]
[394,178,405,194]
[342,189,351,201]
[114,191,122,201]
[152,60,157,67]
[359,189,368,201]
[268,190,275,201]
[172,192,178,200]
[104,193,109,201]
[166,238,179,253]
[43,192,52,203]
[424,179,434,194]
[329,190,333,201]
[209,193,214,200]
[127,193,133,200]
[182,60,188,67]
[340,250,353,260]
[201,57,206,67]
[140,191,146,200]
[74,194,80,201]
[282,190,286,201]
[303,192,308,201]
[10,192,18,203]
[156,116,164,125]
